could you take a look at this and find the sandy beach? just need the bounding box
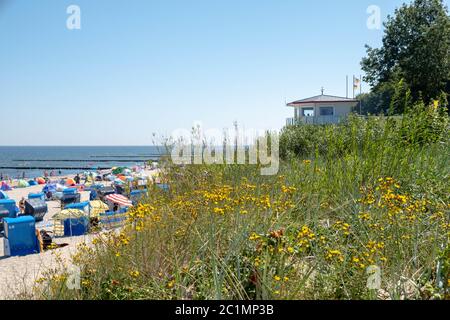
[0,169,159,299]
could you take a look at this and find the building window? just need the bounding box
[319,107,334,116]
[302,107,314,117]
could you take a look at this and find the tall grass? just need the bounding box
[31,101,449,300]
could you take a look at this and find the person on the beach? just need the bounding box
[0,172,3,181]
[113,203,119,212]
[22,171,26,179]
[19,197,26,214]
[74,174,80,185]
[44,170,48,178]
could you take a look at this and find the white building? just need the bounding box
[286,92,359,125]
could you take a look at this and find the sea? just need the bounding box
[0,146,167,179]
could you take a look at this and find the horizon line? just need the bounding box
[0,145,165,147]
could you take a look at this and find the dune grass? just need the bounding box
[31,101,449,300]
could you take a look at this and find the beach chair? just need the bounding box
[65,201,90,215]
[0,191,9,200]
[52,209,87,237]
[0,210,8,233]
[63,217,89,236]
[0,199,19,218]
[91,184,105,190]
[0,199,19,233]
[61,193,81,207]
[99,211,128,230]
[24,199,48,222]
[3,216,40,257]
[115,185,125,195]
[28,192,46,201]
[98,187,116,201]
[63,188,78,195]
[129,189,148,205]
[89,190,98,201]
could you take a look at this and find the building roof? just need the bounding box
[287,94,359,106]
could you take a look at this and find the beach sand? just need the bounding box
[0,169,159,299]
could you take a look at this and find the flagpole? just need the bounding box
[360,75,362,96]
[359,75,363,115]
[352,75,355,99]
[346,75,348,98]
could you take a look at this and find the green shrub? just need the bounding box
[280,100,449,160]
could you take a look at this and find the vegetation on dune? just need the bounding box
[31,99,449,300]
[280,98,449,159]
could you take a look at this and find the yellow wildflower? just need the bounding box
[129,270,140,278]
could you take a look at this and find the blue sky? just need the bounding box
[1,0,446,145]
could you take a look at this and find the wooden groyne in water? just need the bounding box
[0,166,113,170]
[11,159,156,163]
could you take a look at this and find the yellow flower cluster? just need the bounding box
[297,225,316,250]
[175,178,299,217]
[326,249,344,263]
[360,177,430,225]
[281,185,297,194]
[351,240,387,268]
[333,221,351,236]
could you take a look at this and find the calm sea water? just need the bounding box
[0,146,167,179]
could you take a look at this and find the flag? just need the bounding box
[353,76,361,90]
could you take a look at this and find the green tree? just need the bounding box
[361,0,450,104]
[357,81,396,115]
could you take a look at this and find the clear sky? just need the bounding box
[1,0,447,146]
